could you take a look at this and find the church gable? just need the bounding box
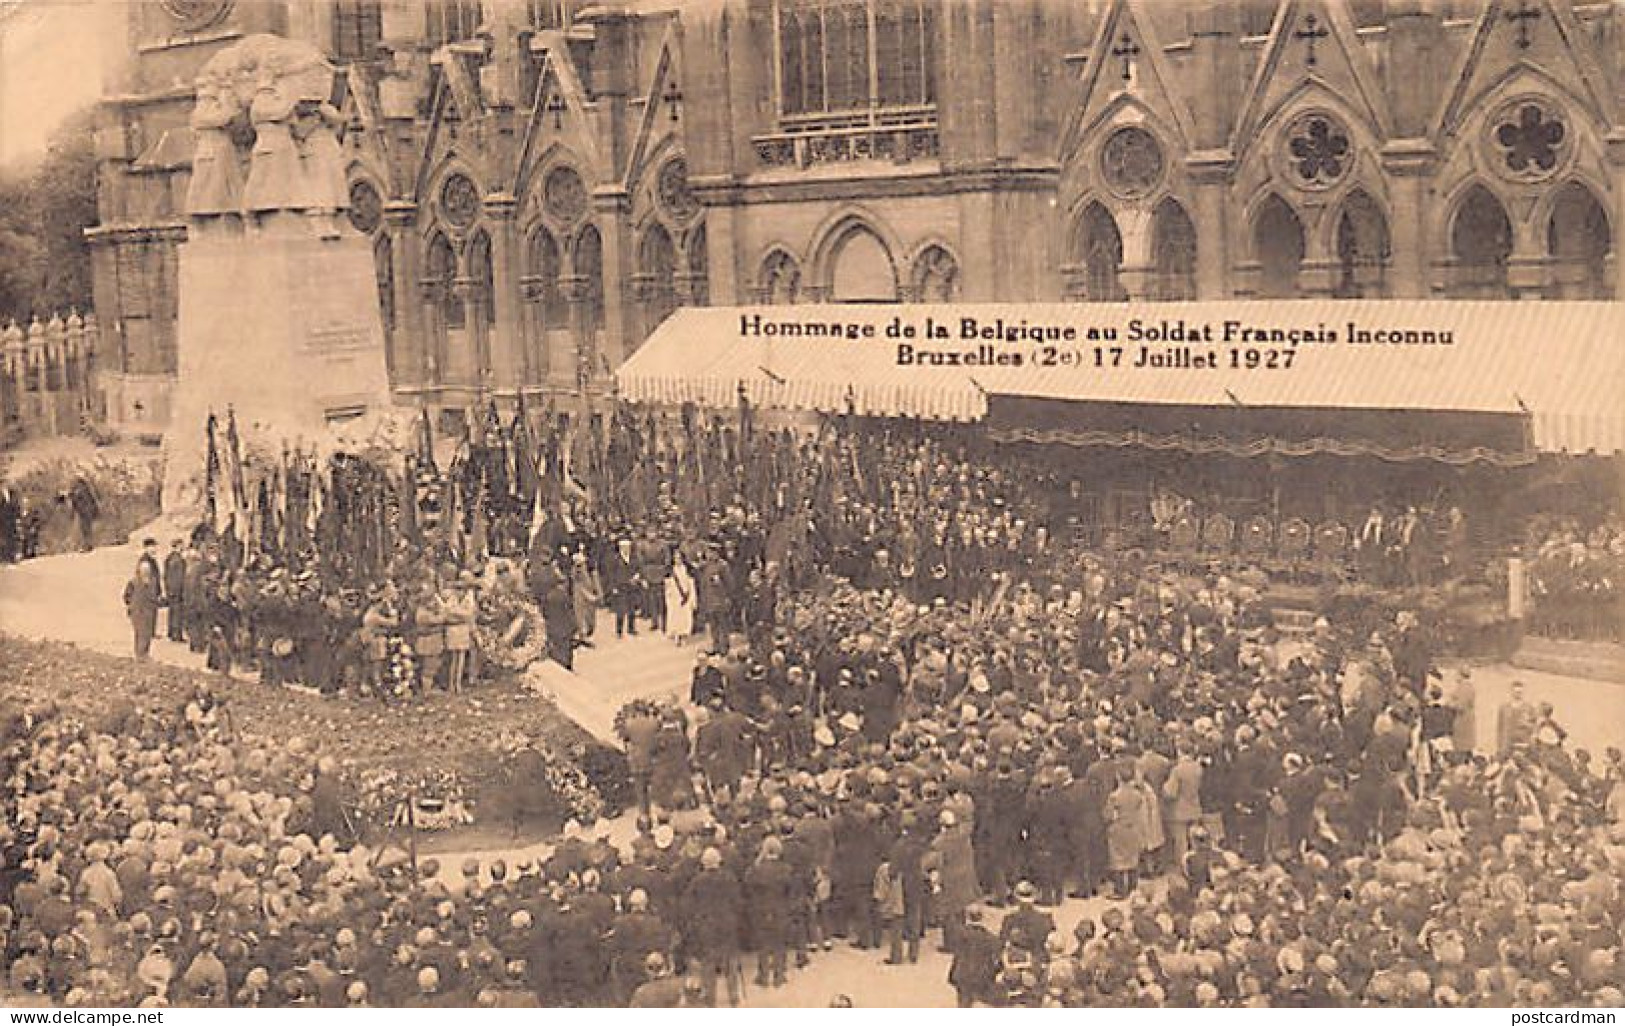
[1433,0,1618,141]
[1230,0,1393,157]
[335,65,395,198]
[1058,0,1195,166]
[621,24,683,192]
[412,67,499,203]
[511,43,605,198]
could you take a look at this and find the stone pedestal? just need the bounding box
[161,219,394,514]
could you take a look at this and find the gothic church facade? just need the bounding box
[89,0,1625,430]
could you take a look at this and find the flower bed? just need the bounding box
[0,634,629,836]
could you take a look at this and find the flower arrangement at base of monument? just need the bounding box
[356,766,473,832]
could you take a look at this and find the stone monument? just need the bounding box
[161,34,393,514]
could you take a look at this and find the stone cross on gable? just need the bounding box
[545,91,567,130]
[1110,32,1141,83]
[662,78,683,122]
[1294,13,1329,68]
[1504,0,1541,50]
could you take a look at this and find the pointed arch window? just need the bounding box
[575,225,605,333]
[467,230,495,329]
[528,227,566,326]
[1254,195,1305,298]
[761,252,802,304]
[1450,185,1513,299]
[639,224,679,332]
[1072,203,1125,302]
[426,233,462,331]
[374,234,396,337]
[1548,182,1612,299]
[913,245,960,302]
[1334,190,1390,298]
[1150,199,1197,301]
[688,225,711,307]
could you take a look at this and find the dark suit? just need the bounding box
[601,549,640,636]
[123,568,161,659]
[163,551,188,641]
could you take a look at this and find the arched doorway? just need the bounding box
[1254,194,1304,298]
[1548,182,1612,299]
[1450,185,1512,298]
[829,226,898,302]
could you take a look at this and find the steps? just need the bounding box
[529,613,703,746]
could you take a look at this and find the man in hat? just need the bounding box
[601,536,641,638]
[696,697,755,803]
[1497,680,1537,757]
[682,847,743,1006]
[999,882,1055,967]
[123,549,163,661]
[949,904,994,1014]
[745,836,796,987]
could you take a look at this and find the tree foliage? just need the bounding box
[0,106,98,325]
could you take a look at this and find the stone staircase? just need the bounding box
[530,613,704,746]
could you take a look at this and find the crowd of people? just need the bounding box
[9,410,1625,1008]
[1527,516,1622,642]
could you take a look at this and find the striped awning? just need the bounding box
[616,302,1625,455]
[616,307,986,421]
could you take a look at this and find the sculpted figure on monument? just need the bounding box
[191,34,347,227]
[243,66,304,214]
[185,71,247,219]
[292,100,350,237]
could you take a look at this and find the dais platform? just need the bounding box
[527,618,702,747]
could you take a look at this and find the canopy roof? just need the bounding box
[616,302,1625,456]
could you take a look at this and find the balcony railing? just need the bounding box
[752,105,939,169]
